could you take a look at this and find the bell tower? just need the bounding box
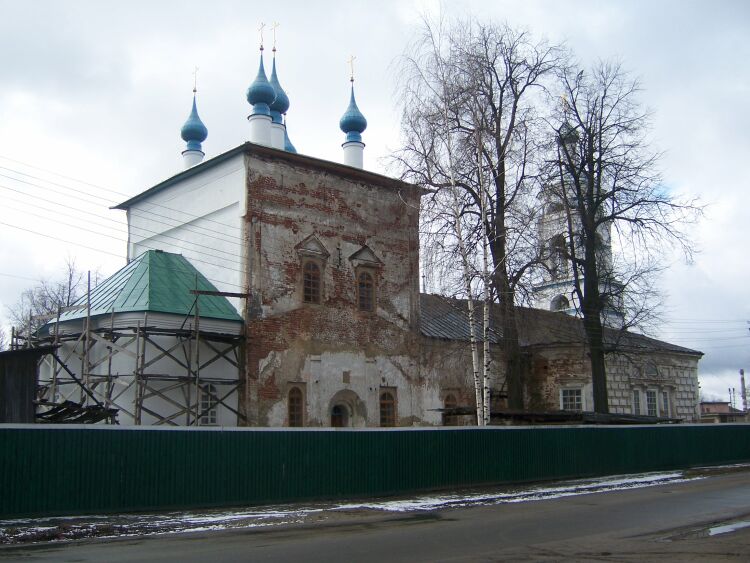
[533,123,624,327]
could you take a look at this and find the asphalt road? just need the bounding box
[3,470,750,562]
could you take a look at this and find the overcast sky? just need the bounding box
[0,0,748,402]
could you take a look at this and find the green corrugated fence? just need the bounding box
[1,424,749,519]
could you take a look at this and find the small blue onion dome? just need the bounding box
[269,56,290,124]
[339,85,367,143]
[181,95,208,151]
[246,52,276,116]
[284,126,297,153]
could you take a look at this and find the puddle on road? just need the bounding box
[667,519,750,541]
[707,520,750,537]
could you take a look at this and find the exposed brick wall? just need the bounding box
[242,154,421,426]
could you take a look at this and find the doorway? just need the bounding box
[331,404,349,427]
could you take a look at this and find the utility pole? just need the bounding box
[741,369,747,412]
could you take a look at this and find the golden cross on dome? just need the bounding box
[347,55,356,83]
[192,66,199,93]
[258,22,266,50]
[271,22,279,52]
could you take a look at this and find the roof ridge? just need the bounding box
[52,250,242,324]
[145,250,153,310]
[418,293,701,356]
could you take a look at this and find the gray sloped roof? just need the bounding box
[419,293,702,356]
[419,294,501,343]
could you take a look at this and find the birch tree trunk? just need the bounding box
[455,209,484,426]
[446,154,484,426]
[430,25,485,426]
[477,134,492,426]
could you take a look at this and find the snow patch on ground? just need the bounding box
[334,472,693,512]
[0,470,697,545]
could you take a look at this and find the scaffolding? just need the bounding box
[13,289,246,426]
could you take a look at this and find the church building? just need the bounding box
[38,41,703,426]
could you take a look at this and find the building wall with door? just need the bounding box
[242,151,425,427]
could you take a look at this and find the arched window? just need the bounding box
[380,390,396,427]
[550,294,569,312]
[546,200,564,214]
[357,271,374,312]
[443,394,458,426]
[288,387,304,427]
[549,234,567,276]
[303,261,321,304]
[199,383,218,425]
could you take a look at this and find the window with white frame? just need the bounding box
[646,390,658,417]
[632,389,641,415]
[661,391,670,417]
[561,388,583,412]
[200,383,218,425]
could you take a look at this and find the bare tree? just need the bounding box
[395,15,564,409]
[548,61,701,413]
[7,257,91,344]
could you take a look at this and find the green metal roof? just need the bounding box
[57,250,243,323]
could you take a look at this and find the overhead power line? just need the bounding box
[0,184,244,264]
[0,221,246,290]
[664,318,749,324]
[0,272,44,282]
[0,156,253,291]
[0,155,246,233]
[0,169,243,247]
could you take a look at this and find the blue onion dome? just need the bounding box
[181,94,208,151]
[284,125,297,153]
[339,84,367,143]
[246,52,276,116]
[269,55,290,124]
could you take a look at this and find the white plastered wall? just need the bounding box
[39,314,242,426]
[261,350,427,427]
[126,154,247,310]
